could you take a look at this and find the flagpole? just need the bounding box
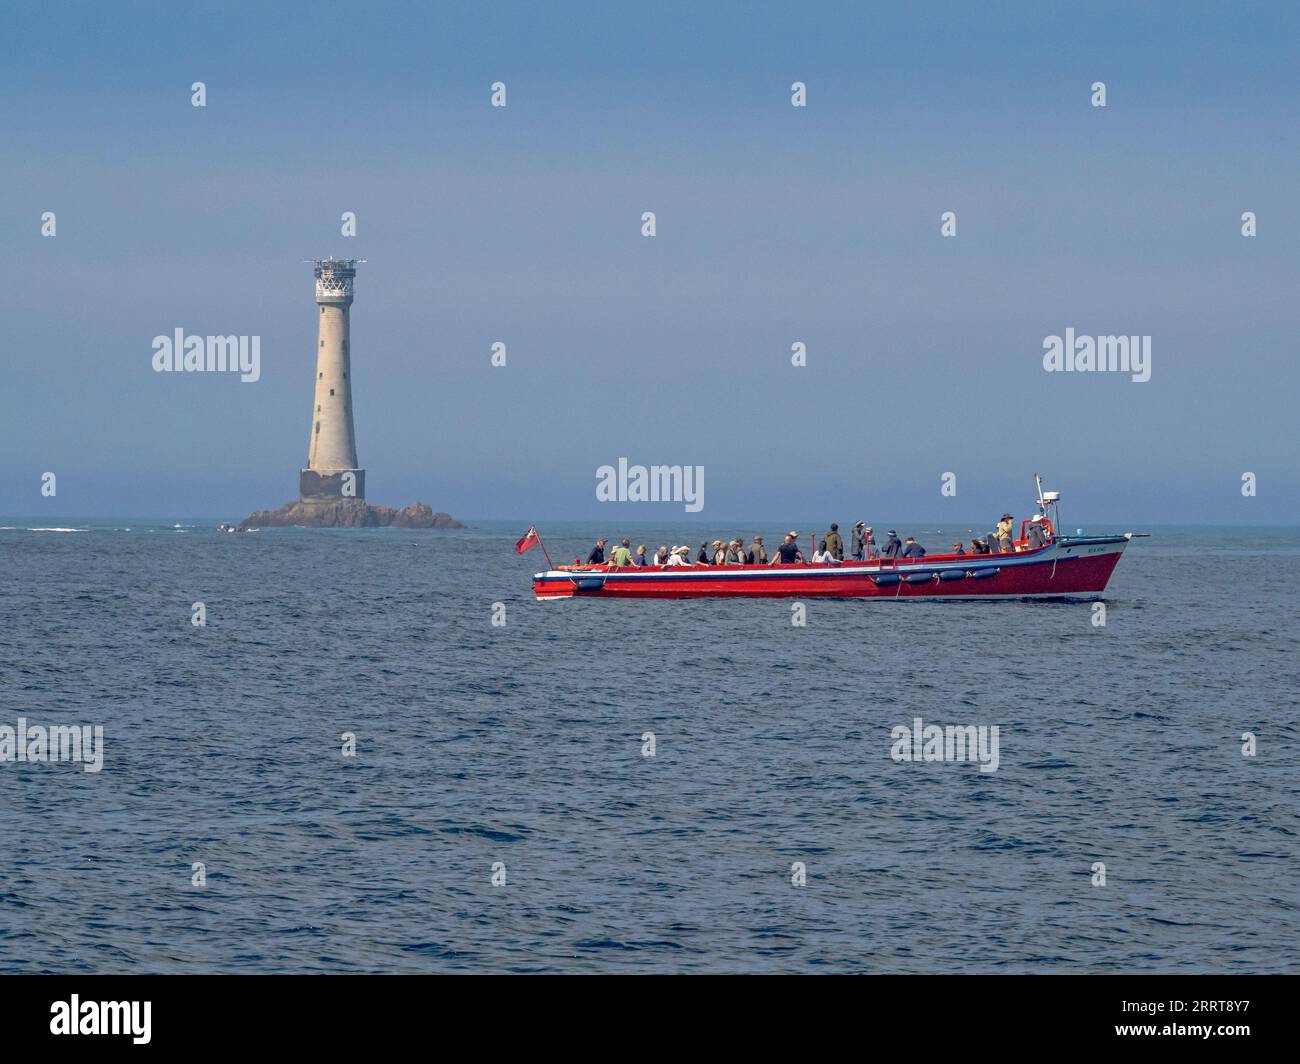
[533,524,556,570]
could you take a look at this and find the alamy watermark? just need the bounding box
[890,717,1000,772]
[1,718,104,772]
[151,328,261,382]
[1042,328,1150,383]
[50,995,150,1044]
[596,458,704,513]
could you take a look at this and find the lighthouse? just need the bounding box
[238,256,461,529]
[300,257,366,501]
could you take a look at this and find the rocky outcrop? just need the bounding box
[240,499,463,529]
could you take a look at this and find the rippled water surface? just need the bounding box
[2,520,1297,972]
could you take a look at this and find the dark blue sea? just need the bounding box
[2,519,1297,973]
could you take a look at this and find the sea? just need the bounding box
[1,519,1297,973]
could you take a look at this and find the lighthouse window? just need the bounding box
[314,421,320,434]
[320,341,324,347]
[318,372,322,379]
[329,388,335,395]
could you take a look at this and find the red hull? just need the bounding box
[533,536,1131,601]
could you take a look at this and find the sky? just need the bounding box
[2,0,1298,523]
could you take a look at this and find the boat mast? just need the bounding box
[1033,472,1062,536]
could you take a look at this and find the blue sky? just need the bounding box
[3,1,1298,522]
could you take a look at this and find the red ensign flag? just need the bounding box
[515,526,541,554]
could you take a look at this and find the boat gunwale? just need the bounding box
[539,535,1130,581]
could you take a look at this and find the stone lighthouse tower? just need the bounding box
[239,256,461,529]
[300,257,366,501]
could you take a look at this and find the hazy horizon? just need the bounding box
[4,516,1297,531]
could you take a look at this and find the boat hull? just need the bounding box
[533,536,1131,601]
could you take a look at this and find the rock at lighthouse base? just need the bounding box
[240,499,463,529]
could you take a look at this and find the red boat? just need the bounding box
[529,479,1140,602]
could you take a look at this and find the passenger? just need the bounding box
[653,545,670,566]
[902,537,926,558]
[986,531,1002,554]
[850,522,867,560]
[609,538,634,567]
[586,538,607,564]
[634,544,648,566]
[825,523,844,561]
[748,535,768,565]
[970,539,988,555]
[696,542,710,564]
[813,540,840,564]
[1025,515,1046,549]
[725,539,745,565]
[952,542,966,555]
[996,513,1015,553]
[769,533,804,565]
[667,545,693,566]
[882,530,903,558]
[712,540,727,566]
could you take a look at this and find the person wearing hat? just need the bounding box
[850,522,867,560]
[951,542,966,555]
[824,523,844,561]
[667,544,693,566]
[769,533,804,565]
[881,529,903,558]
[996,513,1015,553]
[747,535,768,565]
[711,539,727,566]
[1025,515,1047,549]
